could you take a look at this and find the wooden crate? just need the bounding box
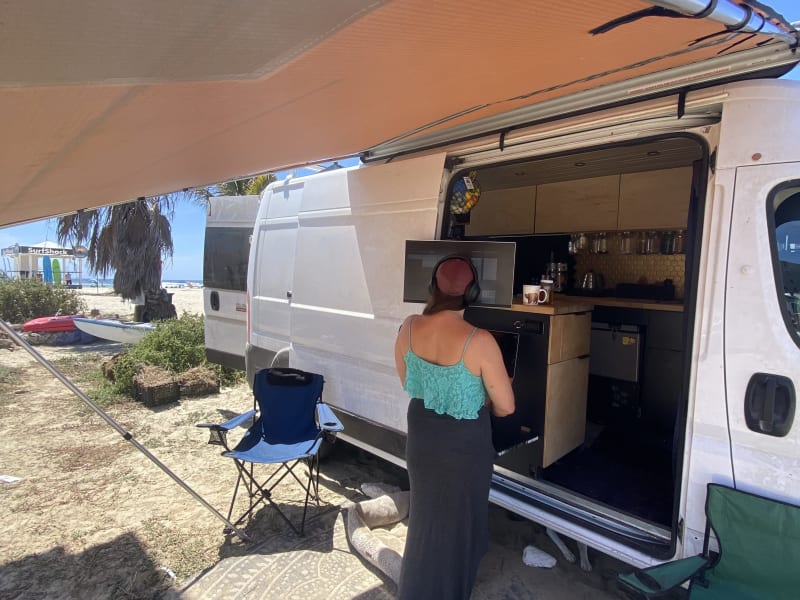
[136,380,180,407]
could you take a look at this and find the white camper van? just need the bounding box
[240,41,800,572]
[203,195,260,370]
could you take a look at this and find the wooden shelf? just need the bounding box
[558,294,684,312]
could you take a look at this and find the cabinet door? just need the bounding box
[465,186,536,236]
[535,175,619,233]
[618,167,692,230]
[543,356,589,467]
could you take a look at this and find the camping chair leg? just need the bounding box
[226,459,318,535]
[313,455,322,506]
[299,457,318,536]
[225,469,245,526]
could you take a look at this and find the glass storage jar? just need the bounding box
[619,231,632,254]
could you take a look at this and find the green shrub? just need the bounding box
[0,279,87,323]
[111,313,243,396]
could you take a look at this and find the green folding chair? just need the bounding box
[618,483,800,599]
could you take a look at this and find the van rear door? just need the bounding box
[725,161,800,503]
[203,195,259,370]
[247,180,304,376]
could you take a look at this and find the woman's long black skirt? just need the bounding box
[397,398,494,600]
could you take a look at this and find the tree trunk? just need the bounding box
[141,288,177,322]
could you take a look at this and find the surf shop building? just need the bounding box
[1,241,84,287]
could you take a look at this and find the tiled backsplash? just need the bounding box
[574,252,686,298]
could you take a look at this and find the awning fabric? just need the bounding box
[1,0,797,227]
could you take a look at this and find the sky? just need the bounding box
[2,1,799,281]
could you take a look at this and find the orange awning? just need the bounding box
[1,0,797,226]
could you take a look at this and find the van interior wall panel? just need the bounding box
[1,0,790,226]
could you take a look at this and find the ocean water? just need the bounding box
[80,278,203,288]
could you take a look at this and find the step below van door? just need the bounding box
[290,153,446,433]
[725,162,800,504]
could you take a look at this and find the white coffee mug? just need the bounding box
[523,284,542,305]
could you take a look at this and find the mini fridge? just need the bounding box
[588,323,643,423]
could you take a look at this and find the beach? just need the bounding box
[0,285,406,598]
[76,286,205,319]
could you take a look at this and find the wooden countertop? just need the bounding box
[505,296,594,315]
[493,295,684,314]
[558,294,684,312]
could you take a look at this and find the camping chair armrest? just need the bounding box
[197,410,256,431]
[197,410,257,449]
[317,403,344,432]
[197,409,257,432]
[617,555,711,597]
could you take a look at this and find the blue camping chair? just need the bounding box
[198,368,343,536]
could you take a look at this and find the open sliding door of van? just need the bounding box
[290,153,446,434]
[725,160,800,505]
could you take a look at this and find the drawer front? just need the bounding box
[548,312,591,364]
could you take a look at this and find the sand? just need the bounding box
[76,287,205,320]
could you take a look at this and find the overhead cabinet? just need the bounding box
[466,186,536,236]
[534,175,620,233]
[618,167,692,230]
[464,168,692,235]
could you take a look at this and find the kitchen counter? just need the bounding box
[558,294,684,312]
[505,296,594,315]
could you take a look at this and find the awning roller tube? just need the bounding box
[647,1,797,43]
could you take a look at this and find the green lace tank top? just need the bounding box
[403,319,487,420]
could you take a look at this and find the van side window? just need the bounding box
[203,227,250,292]
[770,184,800,341]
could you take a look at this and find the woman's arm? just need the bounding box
[476,330,515,417]
[394,317,412,387]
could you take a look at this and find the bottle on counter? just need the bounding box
[555,262,568,293]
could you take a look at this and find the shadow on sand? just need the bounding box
[0,532,175,600]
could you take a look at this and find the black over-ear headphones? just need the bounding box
[428,254,481,304]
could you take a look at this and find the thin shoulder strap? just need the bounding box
[460,327,478,361]
[407,317,414,348]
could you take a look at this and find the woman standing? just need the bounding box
[394,255,515,599]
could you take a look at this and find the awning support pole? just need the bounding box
[0,318,252,543]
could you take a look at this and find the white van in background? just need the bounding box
[203,195,259,370]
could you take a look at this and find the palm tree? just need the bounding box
[206,173,275,198]
[57,173,273,320]
[57,196,179,320]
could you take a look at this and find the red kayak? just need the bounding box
[23,314,84,333]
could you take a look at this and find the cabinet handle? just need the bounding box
[513,320,523,329]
